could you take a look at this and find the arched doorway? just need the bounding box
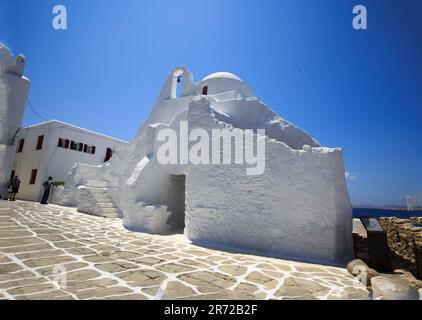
[170,69,184,99]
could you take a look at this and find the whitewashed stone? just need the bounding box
[0,44,30,198]
[55,67,353,265]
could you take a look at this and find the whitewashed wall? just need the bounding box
[0,44,31,198]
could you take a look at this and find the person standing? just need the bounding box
[40,176,53,205]
[8,176,21,201]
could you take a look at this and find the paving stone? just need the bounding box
[0,230,33,238]
[1,243,54,253]
[65,269,102,281]
[0,277,48,289]
[23,255,77,268]
[246,271,278,289]
[36,262,89,276]
[66,278,118,291]
[178,272,236,293]
[132,257,164,266]
[65,247,97,256]
[15,290,75,300]
[118,269,166,287]
[15,249,66,260]
[0,237,45,247]
[162,281,196,298]
[0,270,36,282]
[0,254,12,263]
[76,286,133,299]
[218,265,248,277]
[156,263,196,274]
[0,263,23,274]
[275,277,331,299]
[8,283,57,295]
[95,261,139,273]
[0,201,366,300]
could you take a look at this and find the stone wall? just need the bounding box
[353,217,422,279]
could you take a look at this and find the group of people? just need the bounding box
[7,176,54,204]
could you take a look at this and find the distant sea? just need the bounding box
[353,208,422,219]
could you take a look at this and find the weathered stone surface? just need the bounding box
[276,277,330,300]
[347,259,379,286]
[118,269,166,287]
[161,281,196,299]
[371,275,420,300]
[246,271,278,290]
[0,263,22,274]
[156,263,195,274]
[23,255,77,268]
[178,272,236,293]
[327,287,369,300]
[15,290,75,300]
[76,286,133,299]
[66,269,102,282]
[218,265,247,277]
[95,261,138,273]
[0,201,368,300]
[8,283,57,295]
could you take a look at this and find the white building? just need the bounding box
[12,120,128,201]
[0,44,31,199]
[54,67,353,265]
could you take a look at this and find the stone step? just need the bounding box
[81,179,109,188]
[92,196,113,201]
[96,202,118,208]
[90,191,110,197]
[100,207,121,214]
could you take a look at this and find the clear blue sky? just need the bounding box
[1,0,421,206]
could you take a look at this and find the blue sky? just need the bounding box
[1,0,421,206]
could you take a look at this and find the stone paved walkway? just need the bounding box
[0,200,368,300]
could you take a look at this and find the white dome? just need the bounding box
[202,72,243,82]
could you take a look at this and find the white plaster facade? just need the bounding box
[0,44,31,199]
[55,67,353,265]
[12,120,127,202]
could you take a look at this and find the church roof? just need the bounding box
[202,72,243,82]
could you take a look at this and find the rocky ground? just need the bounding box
[0,200,368,300]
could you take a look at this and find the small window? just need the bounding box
[29,169,38,185]
[36,135,44,150]
[83,144,88,153]
[64,139,70,149]
[202,85,208,95]
[78,143,83,152]
[70,141,76,150]
[58,138,63,148]
[10,170,15,181]
[91,146,96,154]
[17,138,25,153]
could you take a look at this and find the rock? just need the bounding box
[371,275,419,300]
[346,259,379,286]
[327,287,370,300]
[394,268,422,291]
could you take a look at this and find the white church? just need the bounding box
[0,44,31,199]
[53,67,354,265]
